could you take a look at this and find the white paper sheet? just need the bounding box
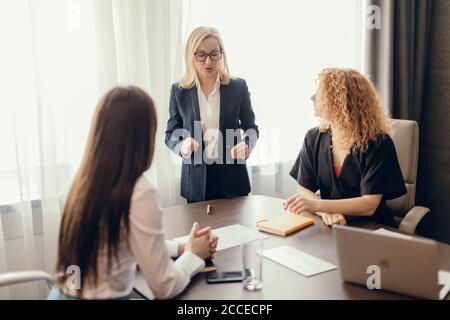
[262,245,337,277]
[438,270,450,300]
[174,224,269,251]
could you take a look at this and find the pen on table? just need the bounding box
[206,204,212,215]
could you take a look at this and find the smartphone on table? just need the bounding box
[206,271,244,283]
[206,269,251,283]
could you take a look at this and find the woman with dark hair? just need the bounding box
[49,86,217,300]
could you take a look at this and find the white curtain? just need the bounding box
[0,0,185,299]
[0,0,93,299]
[92,0,187,207]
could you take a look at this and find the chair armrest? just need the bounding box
[0,271,54,287]
[398,206,430,234]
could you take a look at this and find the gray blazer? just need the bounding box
[165,77,259,202]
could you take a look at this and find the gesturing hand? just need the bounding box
[283,193,320,215]
[182,223,219,259]
[230,142,249,160]
[181,137,199,158]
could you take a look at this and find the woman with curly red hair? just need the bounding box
[284,68,406,227]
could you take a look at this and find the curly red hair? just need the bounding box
[317,68,392,151]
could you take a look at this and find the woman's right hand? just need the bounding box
[181,137,199,158]
[320,213,347,226]
[185,222,214,260]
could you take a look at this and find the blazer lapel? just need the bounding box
[190,86,201,122]
[219,83,228,132]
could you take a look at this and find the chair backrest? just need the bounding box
[0,271,54,288]
[386,119,420,218]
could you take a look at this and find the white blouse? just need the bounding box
[61,175,205,299]
[197,76,221,160]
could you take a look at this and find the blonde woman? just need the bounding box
[165,27,259,203]
[284,68,406,227]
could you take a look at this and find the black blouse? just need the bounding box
[289,127,407,226]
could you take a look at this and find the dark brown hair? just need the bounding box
[55,86,157,295]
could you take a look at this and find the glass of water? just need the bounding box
[241,237,263,291]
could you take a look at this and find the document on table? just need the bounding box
[262,245,337,277]
[174,224,269,251]
[438,270,450,300]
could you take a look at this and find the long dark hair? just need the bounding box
[56,86,157,294]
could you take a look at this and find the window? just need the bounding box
[185,0,363,165]
[0,0,99,206]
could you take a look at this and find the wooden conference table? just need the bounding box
[134,195,450,300]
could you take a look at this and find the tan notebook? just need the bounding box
[257,213,314,236]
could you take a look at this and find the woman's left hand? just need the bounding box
[283,193,320,214]
[230,142,249,160]
[209,234,219,258]
[320,213,347,226]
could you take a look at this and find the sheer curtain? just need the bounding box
[92,0,186,206]
[0,0,184,299]
[0,0,99,299]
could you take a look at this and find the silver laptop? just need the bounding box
[333,225,450,300]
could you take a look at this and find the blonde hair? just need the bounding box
[179,27,231,89]
[317,68,392,151]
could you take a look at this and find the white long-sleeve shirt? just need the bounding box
[61,175,205,299]
[197,76,221,160]
[180,76,221,160]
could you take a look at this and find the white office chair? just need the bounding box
[387,119,430,234]
[0,271,54,297]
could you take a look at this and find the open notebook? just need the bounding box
[257,213,314,236]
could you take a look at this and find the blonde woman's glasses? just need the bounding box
[194,51,222,62]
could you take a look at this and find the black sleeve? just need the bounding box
[165,84,184,157]
[239,79,259,154]
[289,130,318,192]
[360,136,407,200]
